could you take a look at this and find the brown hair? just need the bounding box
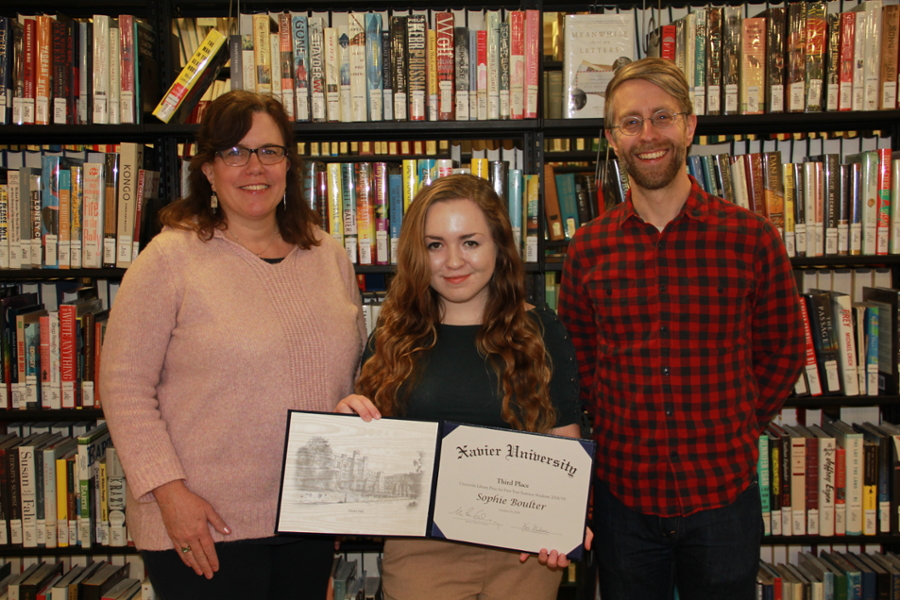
[355,174,557,433]
[604,57,693,127]
[158,90,321,249]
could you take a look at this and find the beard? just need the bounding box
[618,141,687,191]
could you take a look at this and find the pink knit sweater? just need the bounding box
[99,226,366,550]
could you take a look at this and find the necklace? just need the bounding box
[226,228,279,257]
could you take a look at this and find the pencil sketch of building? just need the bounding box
[294,436,424,504]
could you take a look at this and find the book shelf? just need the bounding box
[3,0,900,598]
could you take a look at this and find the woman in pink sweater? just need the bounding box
[100,91,366,599]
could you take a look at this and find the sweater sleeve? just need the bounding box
[99,236,189,502]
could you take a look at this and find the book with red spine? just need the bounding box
[508,11,524,120]
[20,16,37,125]
[435,12,455,121]
[35,15,52,125]
[118,14,136,124]
[523,9,539,119]
[839,12,856,111]
[876,148,891,255]
[798,297,823,396]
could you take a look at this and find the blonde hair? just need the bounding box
[604,57,693,127]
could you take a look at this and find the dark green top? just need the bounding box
[363,306,582,430]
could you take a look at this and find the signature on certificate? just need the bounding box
[519,523,553,535]
[450,506,502,528]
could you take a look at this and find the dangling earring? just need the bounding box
[283,192,287,210]
[211,191,218,210]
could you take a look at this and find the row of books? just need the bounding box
[156,9,544,124]
[0,422,124,554]
[0,14,159,126]
[0,559,144,600]
[303,158,541,265]
[759,551,900,600]
[0,144,160,270]
[0,286,111,411]
[662,148,900,258]
[649,0,896,115]
[759,419,900,538]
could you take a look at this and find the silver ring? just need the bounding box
[180,545,192,554]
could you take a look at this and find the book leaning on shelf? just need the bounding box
[153,28,229,124]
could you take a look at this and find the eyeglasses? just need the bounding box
[216,146,288,167]
[610,110,685,136]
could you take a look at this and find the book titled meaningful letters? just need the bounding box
[276,411,594,559]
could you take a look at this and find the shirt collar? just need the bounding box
[616,175,712,228]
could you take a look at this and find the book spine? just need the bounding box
[35,15,51,125]
[840,13,855,111]
[103,153,118,267]
[388,171,401,265]
[291,14,310,122]
[853,11,867,111]
[380,30,393,121]
[323,27,340,122]
[277,14,294,121]
[799,299,823,396]
[151,30,226,123]
[348,13,367,123]
[18,443,37,547]
[787,2,807,112]
[406,14,426,121]
[706,8,722,115]
[790,433,807,535]
[427,28,437,121]
[508,11,524,120]
[116,143,142,268]
[106,447,126,547]
[824,13,840,111]
[497,21,509,120]
[91,15,110,124]
[804,2,826,112]
[252,14,272,95]
[766,7,785,114]
[721,8,740,115]
[69,165,82,268]
[524,10,539,119]
[740,17,765,115]
[877,148,891,255]
[436,12,454,121]
[59,304,77,409]
[355,162,374,266]
[372,162,389,266]
[0,17,9,125]
[693,8,708,116]
[390,17,408,121]
[308,18,326,123]
[365,13,383,122]
[326,162,343,246]
[454,26,469,121]
[119,15,135,124]
[21,17,36,125]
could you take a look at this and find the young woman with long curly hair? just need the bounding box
[337,173,588,600]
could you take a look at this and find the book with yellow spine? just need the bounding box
[152,28,227,124]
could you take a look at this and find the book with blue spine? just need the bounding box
[364,13,383,122]
[554,172,578,240]
[508,169,522,254]
[388,171,402,265]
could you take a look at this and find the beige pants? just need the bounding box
[381,538,564,600]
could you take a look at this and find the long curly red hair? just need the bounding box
[356,174,557,433]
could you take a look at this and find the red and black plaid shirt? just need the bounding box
[558,178,805,517]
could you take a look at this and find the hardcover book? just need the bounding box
[562,13,634,119]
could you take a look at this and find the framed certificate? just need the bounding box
[276,411,595,559]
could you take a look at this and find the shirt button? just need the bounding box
[666,410,673,416]
[658,241,665,251]
[660,325,668,333]
[662,367,670,376]
[659,284,667,292]
[671,450,677,459]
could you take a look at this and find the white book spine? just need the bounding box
[818,436,836,536]
[92,15,110,124]
[108,23,121,125]
[349,13,367,122]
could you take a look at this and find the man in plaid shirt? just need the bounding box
[558,58,804,600]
